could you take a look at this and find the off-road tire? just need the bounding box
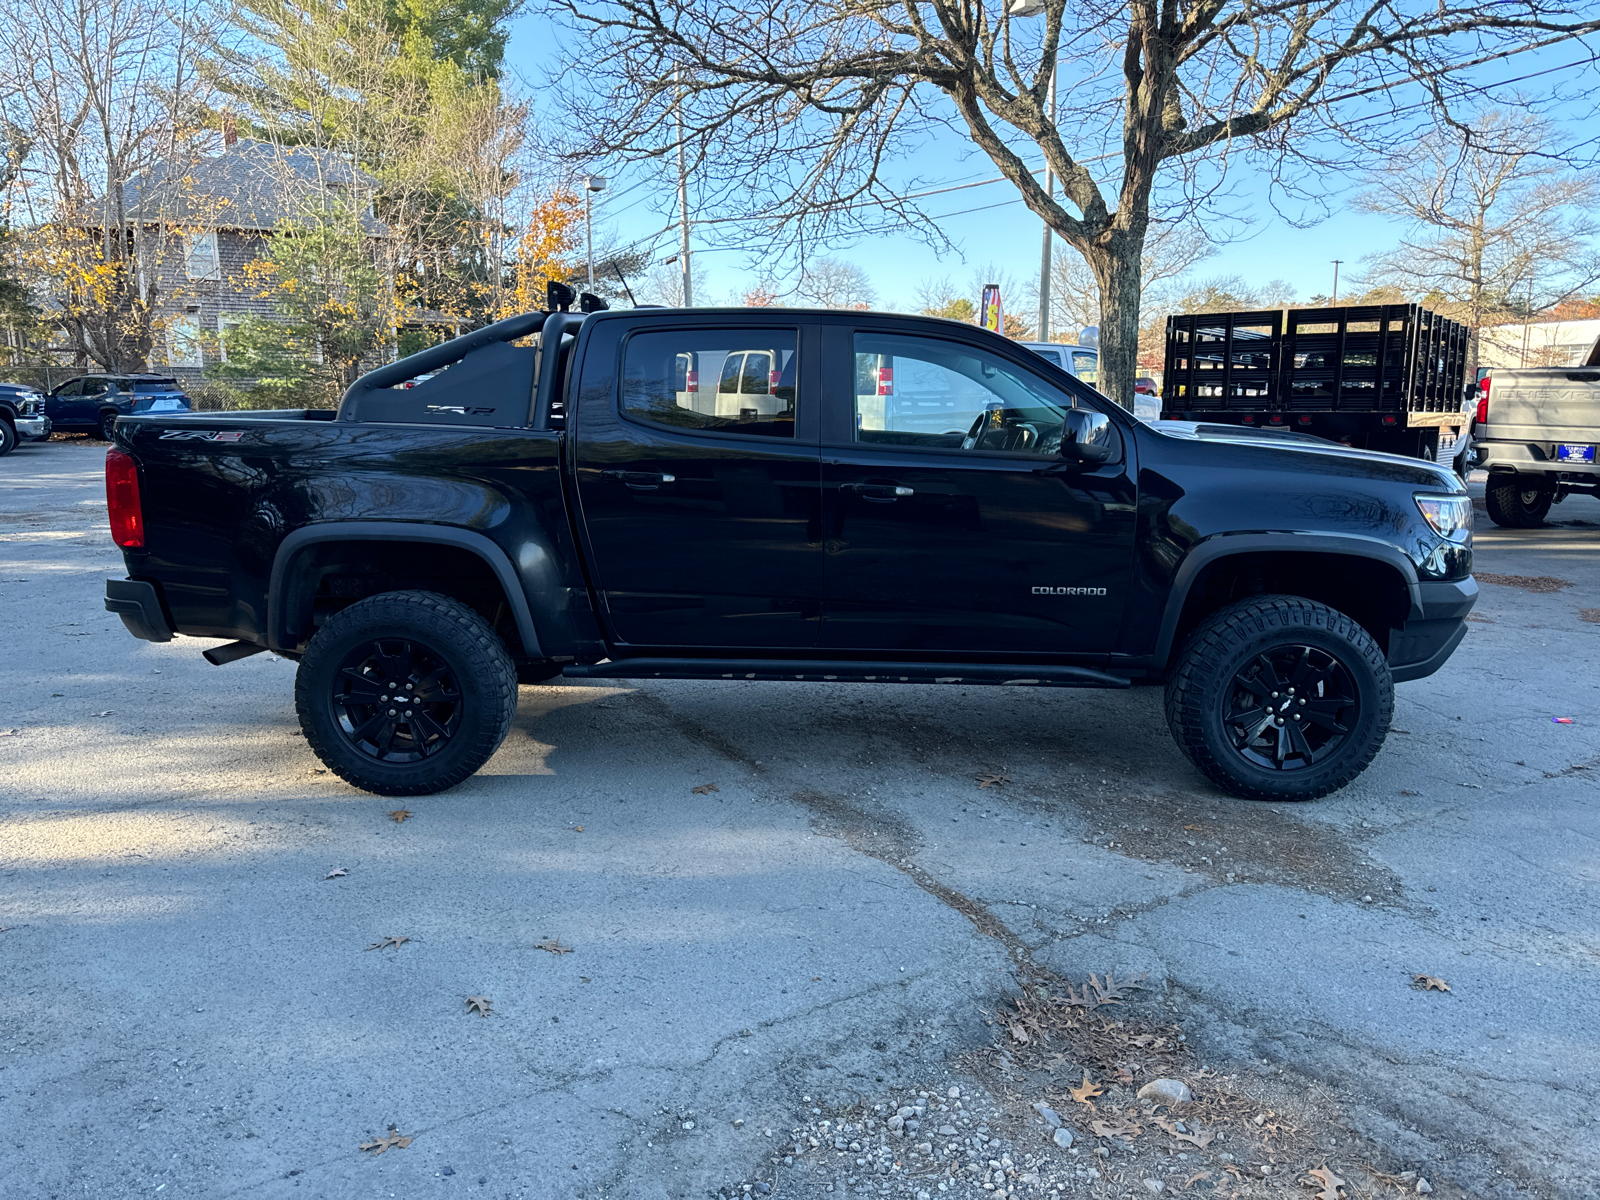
[1484,474,1552,527]
[0,418,15,457]
[295,590,517,796]
[1165,595,1392,802]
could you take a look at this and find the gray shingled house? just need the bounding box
[121,137,391,384]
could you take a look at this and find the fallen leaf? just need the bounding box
[691,783,719,794]
[1155,1116,1215,1148]
[1112,1066,1135,1085]
[573,825,584,832]
[976,773,1010,789]
[1183,824,1201,830]
[1180,1170,1212,1190]
[1475,572,1570,593]
[1304,1166,1346,1200]
[324,867,349,879]
[533,938,573,955]
[1412,974,1451,992]
[388,809,413,823]
[1069,1073,1104,1105]
[1061,970,1149,1009]
[359,1127,413,1155]
[465,995,493,1017]
[1090,1117,1140,1139]
[365,936,410,951]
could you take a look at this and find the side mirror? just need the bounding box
[1060,408,1114,464]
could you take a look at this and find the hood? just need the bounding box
[1143,420,1462,491]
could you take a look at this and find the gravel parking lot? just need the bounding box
[3,437,1598,1200]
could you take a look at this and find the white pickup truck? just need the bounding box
[1476,334,1600,526]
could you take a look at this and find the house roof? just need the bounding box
[122,140,390,236]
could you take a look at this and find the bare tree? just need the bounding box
[1355,110,1600,372]
[796,256,878,309]
[557,0,1600,407]
[1030,222,1217,343]
[0,0,214,370]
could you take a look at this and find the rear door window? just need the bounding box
[1071,351,1099,385]
[623,330,798,439]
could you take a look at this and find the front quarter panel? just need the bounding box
[1120,425,1469,666]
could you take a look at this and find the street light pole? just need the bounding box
[674,65,694,307]
[584,174,607,290]
[1037,59,1056,342]
[1331,259,1343,303]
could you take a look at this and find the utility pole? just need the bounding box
[1036,59,1056,342]
[674,65,693,307]
[1330,259,1343,303]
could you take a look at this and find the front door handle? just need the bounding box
[602,470,676,490]
[846,482,914,501]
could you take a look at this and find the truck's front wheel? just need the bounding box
[1165,596,1392,802]
[295,590,518,796]
[1484,474,1552,527]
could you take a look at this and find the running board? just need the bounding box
[562,658,1130,688]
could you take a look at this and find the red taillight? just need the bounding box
[106,448,144,549]
[1297,415,1312,425]
[1476,377,1490,424]
[1381,415,1398,426]
[686,369,698,391]
[770,368,782,390]
[877,365,894,396]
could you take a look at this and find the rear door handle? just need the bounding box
[602,470,676,490]
[847,482,914,500]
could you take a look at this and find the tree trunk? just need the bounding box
[1086,230,1145,412]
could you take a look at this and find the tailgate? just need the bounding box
[1484,370,1600,443]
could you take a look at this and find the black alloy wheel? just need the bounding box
[1221,645,1359,772]
[296,590,517,795]
[332,637,463,762]
[99,410,118,441]
[1165,595,1392,801]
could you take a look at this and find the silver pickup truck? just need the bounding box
[1476,334,1600,526]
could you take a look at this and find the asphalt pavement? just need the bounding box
[2,438,1597,1200]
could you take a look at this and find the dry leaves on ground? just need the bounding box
[976,772,1010,789]
[324,867,349,879]
[1475,572,1571,593]
[1070,1073,1104,1105]
[691,783,719,794]
[1579,608,1600,625]
[465,995,493,1017]
[388,809,413,823]
[366,936,409,951]
[533,938,573,955]
[359,1128,413,1154]
[1154,1116,1214,1148]
[1304,1166,1346,1199]
[1412,974,1451,992]
[1062,971,1149,1009]
[1091,1117,1141,1139]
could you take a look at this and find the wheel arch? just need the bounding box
[267,522,543,657]
[1153,535,1421,672]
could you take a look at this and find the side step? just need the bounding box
[562,658,1130,689]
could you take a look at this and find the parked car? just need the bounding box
[1474,333,1600,526]
[0,383,51,456]
[1018,341,1099,385]
[103,302,1474,803]
[45,374,191,440]
[1135,377,1158,395]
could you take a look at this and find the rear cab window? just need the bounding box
[622,329,798,440]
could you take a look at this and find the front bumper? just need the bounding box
[105,578,174,643]
[1389,577,1477,684]
[14,415,50,440]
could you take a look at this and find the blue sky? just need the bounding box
[502,13,1596,314]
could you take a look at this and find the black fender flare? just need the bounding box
[1151,532,1422,671]
[266,522,544,657]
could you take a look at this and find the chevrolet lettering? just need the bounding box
[100,290,1476,803]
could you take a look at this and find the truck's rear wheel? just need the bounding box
[0,418,16,457]
[1484,475,1552,527]
[295,590,517,796]
[1165,596,1392,802]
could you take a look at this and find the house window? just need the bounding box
[186,231,220,280]
[167,315,203,367]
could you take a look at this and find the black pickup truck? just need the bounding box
[101,299,1477,802]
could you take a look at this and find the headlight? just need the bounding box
[1415,493,1472,537]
